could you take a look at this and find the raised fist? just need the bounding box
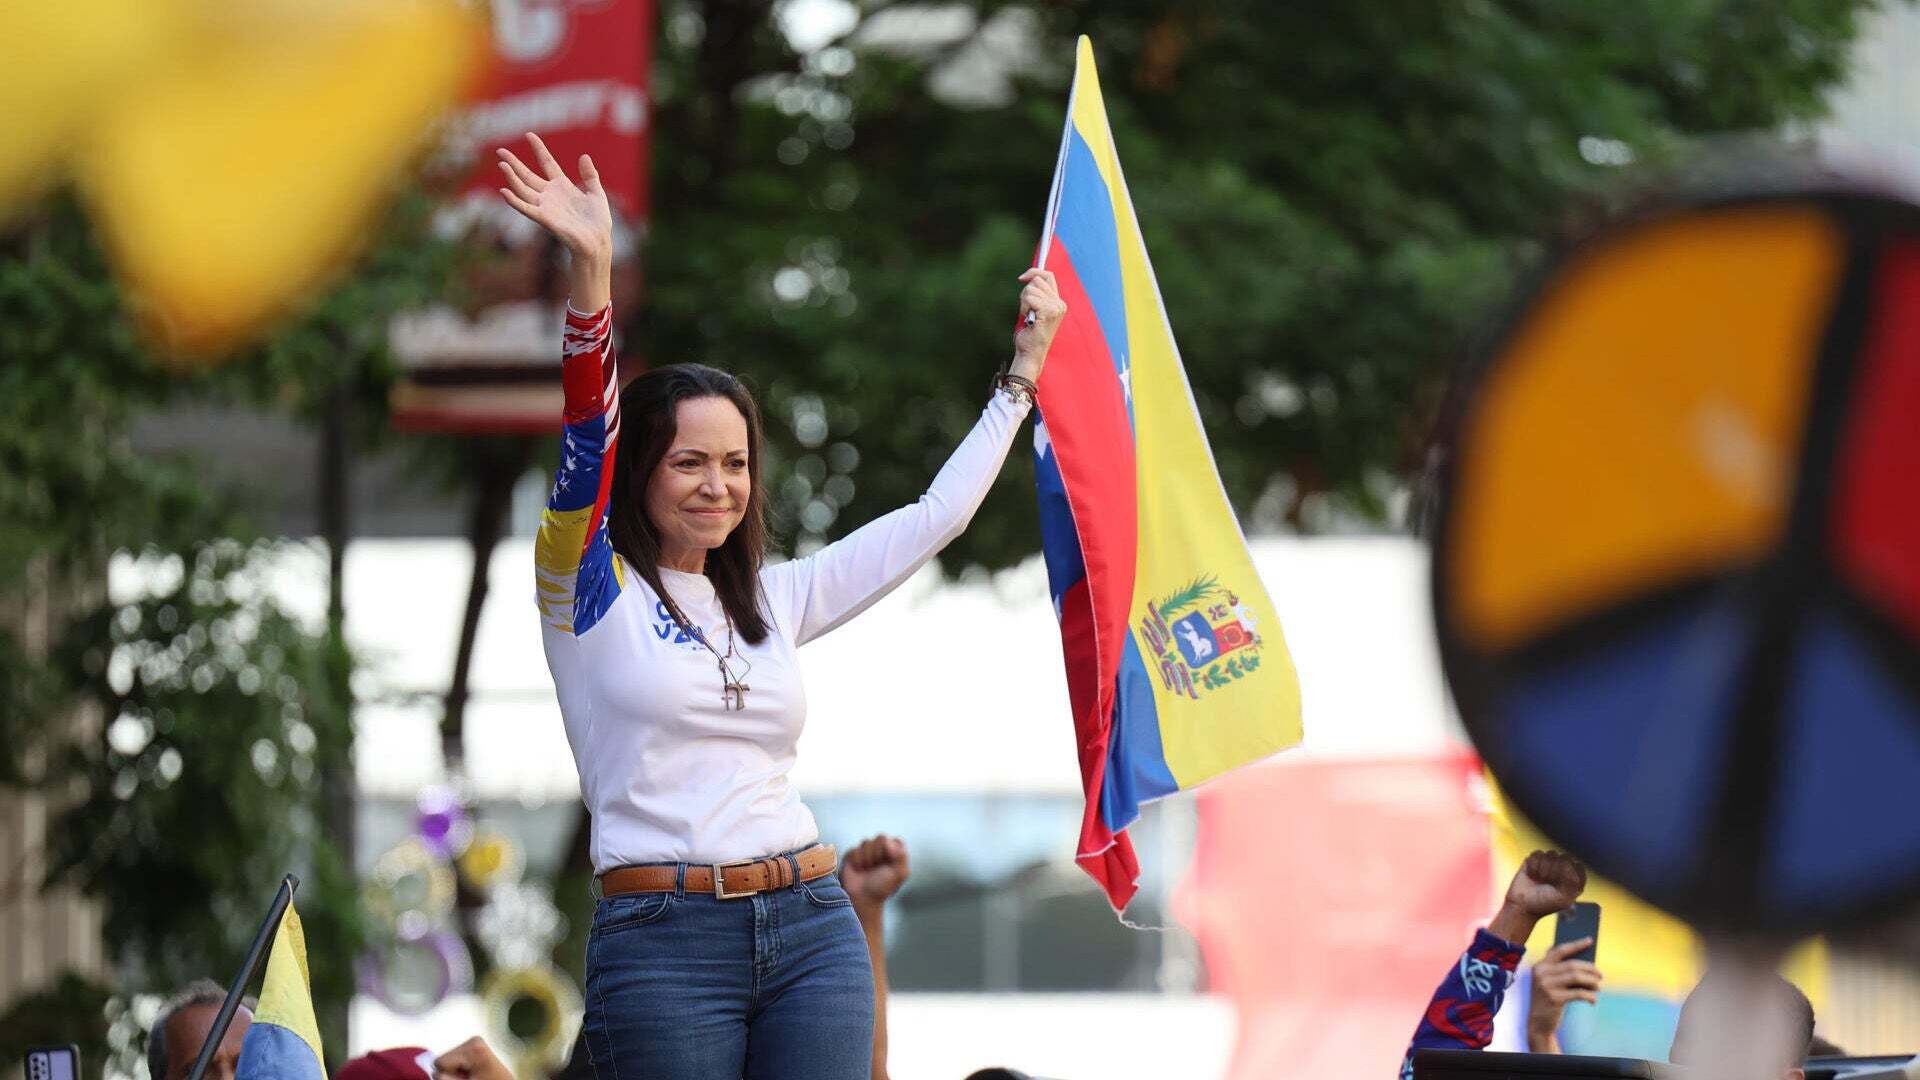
[838,834,910,910]
[1505,849,1588,918]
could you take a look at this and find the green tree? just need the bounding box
[0,974,112,1080]
[0,192,457,1071]
[639,0,1883,561]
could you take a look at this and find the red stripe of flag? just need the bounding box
[1036,239,1143,908]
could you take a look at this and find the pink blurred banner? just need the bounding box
[1177,753,1491,1078]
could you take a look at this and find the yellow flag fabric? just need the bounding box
[0,0,482,360]
[235,902,325,1080]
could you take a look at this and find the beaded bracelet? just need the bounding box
[992,371,1038,407]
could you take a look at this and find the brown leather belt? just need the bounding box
[599,844,838,900]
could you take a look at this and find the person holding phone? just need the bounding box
[1396,849,1589,1079]
[496,131,1065,1080]
[1525,933,1605,1053]
[1399,851,1819,1078]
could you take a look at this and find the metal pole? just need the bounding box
[317,375,356,1062]
[984,888,1019,991]
[184,874,299,1080]
[1157,797,1201,993]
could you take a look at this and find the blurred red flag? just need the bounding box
[1176,753,1492,1078]
[391,0,655,434]
[451,0,653,224]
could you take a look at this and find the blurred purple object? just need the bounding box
[414,785,473,858]
[360,924,473,1016]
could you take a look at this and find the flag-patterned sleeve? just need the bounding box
[1396,929,1525,1080]
[534,303,626,637]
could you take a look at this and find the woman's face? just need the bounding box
[645,395,751,572]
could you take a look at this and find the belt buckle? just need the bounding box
[712,857,761,900]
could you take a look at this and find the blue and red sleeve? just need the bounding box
[1396,928,1525,1080]
[534,303,625,636]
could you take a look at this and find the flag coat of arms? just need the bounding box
[1032,37,1304,911]
[236,902,326,1080]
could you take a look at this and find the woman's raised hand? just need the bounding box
[496,131,613,263]
[1010,267,1067,382]
[497,131,612,310]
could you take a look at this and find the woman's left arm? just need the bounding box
[779,270,1066,644]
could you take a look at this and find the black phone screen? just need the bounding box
[1554,901,1601,964]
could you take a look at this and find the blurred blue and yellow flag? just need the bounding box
[236,902,325,1080]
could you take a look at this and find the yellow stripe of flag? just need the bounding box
[237,902,325,1080]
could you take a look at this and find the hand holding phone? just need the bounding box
[1529,905,1605,1052]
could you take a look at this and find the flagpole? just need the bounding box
[1024,35,1085,328]
[186,873,299,1080]
[1033,76,1075,273]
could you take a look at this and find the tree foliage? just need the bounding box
[46,542,353,993]
[0,972,112,1080]
[0,193,457,1068]
[640,0,1883,564]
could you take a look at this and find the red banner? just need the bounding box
[452,0,653,224]
[392,0,653,433]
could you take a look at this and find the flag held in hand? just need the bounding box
[1031,37,1305,912]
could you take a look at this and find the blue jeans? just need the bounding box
[581,860,874,1080]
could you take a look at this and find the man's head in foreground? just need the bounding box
[1669,966,1814,1080]
[146,980,253,1080]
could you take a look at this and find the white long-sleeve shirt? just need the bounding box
[535,304,1030,871]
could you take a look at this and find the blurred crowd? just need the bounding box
[143,835,1053,1080]
[1399,850,1832,1080]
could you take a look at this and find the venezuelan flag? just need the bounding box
[1033,38,1304,911]
[236,902,326,1080]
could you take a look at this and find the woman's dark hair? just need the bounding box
[607,362,771,644]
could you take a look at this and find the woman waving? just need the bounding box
[497,131,1064,1080]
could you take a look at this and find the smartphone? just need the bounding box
[1554,901,1601,964]
[25,1046,80,1080]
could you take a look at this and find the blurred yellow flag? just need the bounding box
[0,0,482,361]
[0,1,185,211]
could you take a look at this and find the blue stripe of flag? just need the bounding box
[1100,634,1180,833]
[1053,127,1133,422]
[236,1022,324,1080]
[1034,424,1086,609]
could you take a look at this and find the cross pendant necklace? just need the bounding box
[721,667,749,710]
[709,618,750,711]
